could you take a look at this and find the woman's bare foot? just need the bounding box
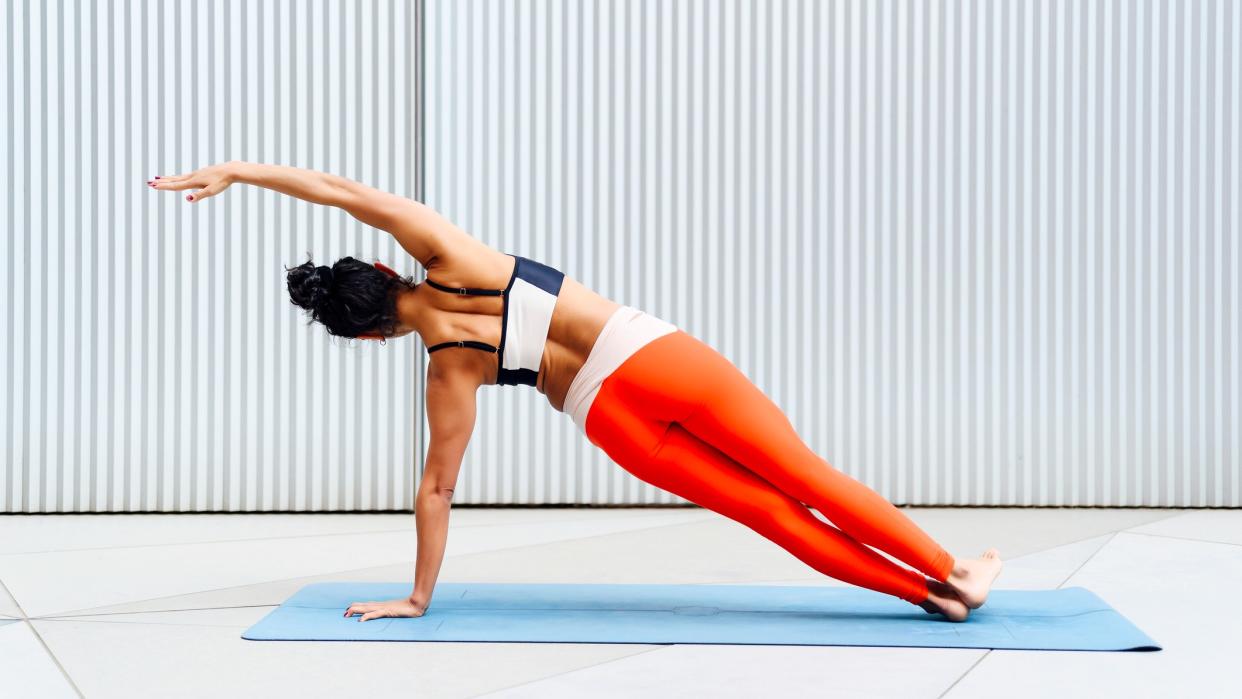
[917,579,970,622]
[945,548,1004,609]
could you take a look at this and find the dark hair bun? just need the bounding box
[285,253,413,338]
[287,258,336,311]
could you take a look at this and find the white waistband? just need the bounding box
[563,305,678,435]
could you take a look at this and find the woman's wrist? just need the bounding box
[227,160,257,185]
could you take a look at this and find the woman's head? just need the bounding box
[285,254,416,339]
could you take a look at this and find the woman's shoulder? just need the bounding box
[423,235,515,289]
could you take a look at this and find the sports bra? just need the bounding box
[423,253,566,387]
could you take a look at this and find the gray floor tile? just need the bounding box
[0,578,22,617]
[990,534,1115,589]
[33,562,420,619]
[944,532,1242,699]
[0,621,80,698]
[33,608,654,699]
[481,644,987,699]
[1124,510,1242,547]
[0,513,417,555]
[896,507,1184,561]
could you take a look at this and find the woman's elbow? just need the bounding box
[417,482,456,503]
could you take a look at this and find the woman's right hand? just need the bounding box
[147,160,243,203]
[343,596,429,622]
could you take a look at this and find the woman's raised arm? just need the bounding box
[148,161,454,269]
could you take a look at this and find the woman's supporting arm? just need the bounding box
[409,358,480,607]
[411,483,454,606]
[339,357,482,622]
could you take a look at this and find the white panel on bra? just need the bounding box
[503,276,560,372]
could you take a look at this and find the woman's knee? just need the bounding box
[716,488,811,535]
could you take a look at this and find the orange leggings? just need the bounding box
[583,329,954,605]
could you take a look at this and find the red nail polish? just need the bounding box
[186,194,194,201]
[154,176,161,179]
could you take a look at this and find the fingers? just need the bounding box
[343,599,421,622]
[187,179,227,203]
[146,176,226,203]
[146,171,195,187]
[149,178,199,192]
[344,602,378,617]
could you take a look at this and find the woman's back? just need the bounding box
[411,235,621,412]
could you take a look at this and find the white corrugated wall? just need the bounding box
[1,0,424,512]
[426,0,1240,506]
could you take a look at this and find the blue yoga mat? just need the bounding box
[242,582,1160,651]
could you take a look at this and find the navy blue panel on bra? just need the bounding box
[496,367,539,387]
[513,255,566,296]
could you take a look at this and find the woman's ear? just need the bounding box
[373,261,399,278]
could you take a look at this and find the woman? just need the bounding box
[148,161,1003,623]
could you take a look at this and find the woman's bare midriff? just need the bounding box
[411,243,621,413]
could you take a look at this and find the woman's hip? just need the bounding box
[581,326,741,457]
[563,305,678,432]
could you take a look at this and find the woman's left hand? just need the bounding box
[343,597,428,622]
[146,160,241,203]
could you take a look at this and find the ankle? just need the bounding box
[930,549,956,582]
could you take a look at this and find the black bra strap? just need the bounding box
[427,339,500,354]
[424,278,504,296]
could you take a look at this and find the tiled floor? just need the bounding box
[1,507,1237,698]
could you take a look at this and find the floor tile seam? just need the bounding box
[683,531,1127,588]
[28,561,408,619]
[470,645,671,698]
[32,615,250,630]
[941,525,1173,696]
[936,650,991,699]
[0,577,28,620]
[1118,529,1242,549]
[981,530,1119,567]
[0,514,688,557]
[0,528,419,557]
[967,510,1194,562]
[1056,532,1120,589]
[431,516,726,564]
[19,618,87,699]
[938,510,1191,567]
[34,603,278,621]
